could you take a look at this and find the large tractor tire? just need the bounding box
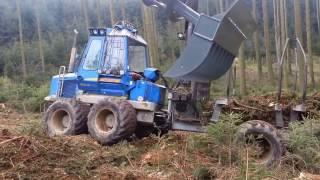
[87,99,137,146]
[43,99,90,137]
[236,120,283,166]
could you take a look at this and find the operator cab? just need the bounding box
[47,22,165,106]
[102,26,149,75]
[78,24,149,78]
[76,23,150,95]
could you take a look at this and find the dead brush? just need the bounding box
[105,141,139,168]
[186,113,295,179]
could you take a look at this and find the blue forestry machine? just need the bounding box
[44,0,282,166]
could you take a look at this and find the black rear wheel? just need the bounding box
[87,99,137,145]
[236,120,283,166]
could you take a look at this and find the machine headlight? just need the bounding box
[138,96,144,102]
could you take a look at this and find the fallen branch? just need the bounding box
[233,100,265,112]
[0,136,23,146]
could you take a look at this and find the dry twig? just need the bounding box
[0,136,23,146]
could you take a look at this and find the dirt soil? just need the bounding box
[0,104,218,180]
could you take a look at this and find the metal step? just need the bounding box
[171,120,205,132]
[290,104,306,122]
[274,104,284,128]
[210,98,229,123]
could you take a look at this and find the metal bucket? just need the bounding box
[164,0,256,82]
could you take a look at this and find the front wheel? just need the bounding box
[87,99,137,145]
[43,99,89,137]
[236,120,284,166]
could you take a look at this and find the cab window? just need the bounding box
[103,37,126,75]
[128,40,147,72]
[83,39,102,70]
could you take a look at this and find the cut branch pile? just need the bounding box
[222,93,320,127]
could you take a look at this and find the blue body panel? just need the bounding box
[79,75,130,97]
[49,73,78,98]
[130,80,166,105]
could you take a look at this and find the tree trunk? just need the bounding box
[81,0,90,35]
[284,0,292,75]
[317,0,320,34]
[252,0,262,81]
[239,43,246,96]
[215,0,220,13]
[294,0,305,93]
[206,0,210,15]
[35,0,45,73]
[281,0,289,90]
[120,0,126,20]
[273,0,281,61]
[219,0,224,12]
[108,0,116,25]
[220,0,234,94]
[96,0,102,26]
[16,0,27,79]
[141,4,159,67]
[262,0,274,82]
[306,0,315,89]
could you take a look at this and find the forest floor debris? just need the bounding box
[221,92,320,127]
[0,94,320,179]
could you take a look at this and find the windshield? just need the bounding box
[103,37,126,75]
[83,39,102,70]
[128,42,147,72]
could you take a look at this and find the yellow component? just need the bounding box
[83,78,98,82]
[99,78,121,83]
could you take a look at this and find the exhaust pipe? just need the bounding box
[68,29,79,73]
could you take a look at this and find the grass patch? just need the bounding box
[287,118,320,172]
[0,77,49,113]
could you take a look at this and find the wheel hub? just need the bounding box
[96,109,115,132]
[246,134,273,164]
[51,109,71,132]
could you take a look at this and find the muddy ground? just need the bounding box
[0,94,319,179]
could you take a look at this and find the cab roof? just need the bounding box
[108,29,147,45]
[89,22,147,46]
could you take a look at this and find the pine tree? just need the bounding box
[305,0,315,89]
[281,0,290,90]
[81,0,90,35]
[35,0,45,73]
[120,0,126,20]
[239,43,246,96]
[141,4,159,67]
[16,0,27,79]
[252,0,262,81]
[294,0,305,93]
[96,0,102,26]
[263,0,274,82]
[108,0,116,25]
